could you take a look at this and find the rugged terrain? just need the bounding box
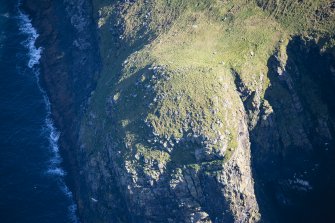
[23,0,335,222]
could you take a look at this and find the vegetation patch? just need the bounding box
[82,0,335,172]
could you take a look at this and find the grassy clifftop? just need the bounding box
[71,1,335,221]
[256,0,335,36]
[82,0,335,168]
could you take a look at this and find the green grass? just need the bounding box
[256,0,335,46]
[81,0,335,172]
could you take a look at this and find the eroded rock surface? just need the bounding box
[23,0,335,222]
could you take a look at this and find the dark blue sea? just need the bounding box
[0,1,78,222]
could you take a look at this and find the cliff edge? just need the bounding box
[23,0,335,222]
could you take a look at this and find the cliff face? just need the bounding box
[24,0,335,222]
[251,38,335,222]
[22,0,100,218]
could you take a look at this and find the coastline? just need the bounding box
[21,0,100,221]
[18,0,335,222]
[17,6,79,221]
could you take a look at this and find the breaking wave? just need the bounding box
[17,3,79,222]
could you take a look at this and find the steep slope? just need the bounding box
[24,0,335,222]
[76,0,335,222]
[79,1,270,222]
[21,0,101,217]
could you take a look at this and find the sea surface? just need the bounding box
[0,1,78,222]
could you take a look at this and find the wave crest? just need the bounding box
[17,4,79,223]
[17,10,42,68]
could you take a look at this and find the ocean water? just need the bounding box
[0,1,78,222]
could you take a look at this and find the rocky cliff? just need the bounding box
[22,0,100,218]
[23,0,335,222]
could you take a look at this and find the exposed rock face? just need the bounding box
[250,38,335,222]
[21,0,100,220]
[79,102,259,223]
[23,0,335,223]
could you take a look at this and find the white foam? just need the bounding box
[68,203,80,223]
[17,4,79,223]
[17,9,42,68]
[289,177,313,191]
[295,179,312,190]
[1,13,10,18]
[47,167,65,176]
